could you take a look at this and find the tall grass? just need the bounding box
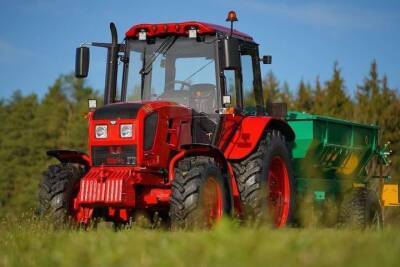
[1,214,399,267]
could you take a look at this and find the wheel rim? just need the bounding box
[267,156,290,227]
[201,176,223,227]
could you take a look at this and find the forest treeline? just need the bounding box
[0,60,399,216]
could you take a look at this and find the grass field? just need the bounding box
[1,215,399,267]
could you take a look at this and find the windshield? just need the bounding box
[125,37,219,114]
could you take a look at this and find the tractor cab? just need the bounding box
[76,14,271,120]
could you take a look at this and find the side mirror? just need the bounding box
[75,47,90,78]
[223,37,240,70]
[261,55,272,64]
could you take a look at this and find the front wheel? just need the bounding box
[170,157,232,229]
[233,130,295,227]
[37,163,83,226]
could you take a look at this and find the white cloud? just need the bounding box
[0,40,34,63]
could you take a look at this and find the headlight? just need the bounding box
[95,125,108,139]
[120,124,133,138]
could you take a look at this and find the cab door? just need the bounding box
[238,43,264,115]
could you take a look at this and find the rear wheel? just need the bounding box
[338,187,383,230]
[233,130,295,227]
[37,164,83,226]
[170,157,232,229]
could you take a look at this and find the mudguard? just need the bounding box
[224,116,295,160]
[47,150,91,167]
[168,144,229,181]
[168,143,235,213]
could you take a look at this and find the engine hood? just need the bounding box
[93,102,144,120]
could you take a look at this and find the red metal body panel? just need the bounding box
[223,116,271,160]
[125,21,253,41]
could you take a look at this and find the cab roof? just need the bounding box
[125,21,253,42]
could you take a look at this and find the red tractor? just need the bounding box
[38,12,296,228]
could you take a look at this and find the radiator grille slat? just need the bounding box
[80,179,125,203]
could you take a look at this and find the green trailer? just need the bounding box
[285,111,394,226]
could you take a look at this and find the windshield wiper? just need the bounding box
[140,36,177,76]
[182,59,214,83]
[139,36,178,98]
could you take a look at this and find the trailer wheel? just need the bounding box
[170,157,232,229]
[233,130,295,227]
[338,188,383,230]
[37,163,83,226]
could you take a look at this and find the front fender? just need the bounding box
[168,143,235,213]
[47,150,91,167]
[223,116,295,160]
[168,144,228,181]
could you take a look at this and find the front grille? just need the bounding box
[92,145,136,166]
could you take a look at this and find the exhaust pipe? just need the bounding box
[104,22,119,105]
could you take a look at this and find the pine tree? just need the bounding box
[312,76,325,115]
[33,77,70,150]
[356,60,381,124]
[324,62,352,119]
[378,75,400,176]
[280,81,294,109]
[62,74,97,151]
[295,79,313,112]
[262,71,280,103]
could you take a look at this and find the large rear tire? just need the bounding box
[232,130,295,227]
[37,163,83,226]
[170,157,232,229]
[338,187,383,230]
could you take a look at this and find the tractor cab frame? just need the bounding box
[79,21,268,118]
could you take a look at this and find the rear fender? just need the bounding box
[224,116,295,160]
[47,150,91,168]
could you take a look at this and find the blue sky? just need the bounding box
[0,0,399,99]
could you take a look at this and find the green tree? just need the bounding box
[0,91,39,211]
[280,81,294,109]
[63,75,98,151]
[0,74,97,216]
[312,76,325,114]
[323,62,353,119]
[295,80,313,112]
[262,71,280,103]
[356,60,382,124]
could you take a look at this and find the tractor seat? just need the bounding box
[189,83,217,114]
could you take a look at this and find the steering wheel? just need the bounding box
[165,80,191,91]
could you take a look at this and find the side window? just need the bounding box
[223,70,237,108]
[127,51,143,101]
[241,54,255,107]
[150,56,166,98]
